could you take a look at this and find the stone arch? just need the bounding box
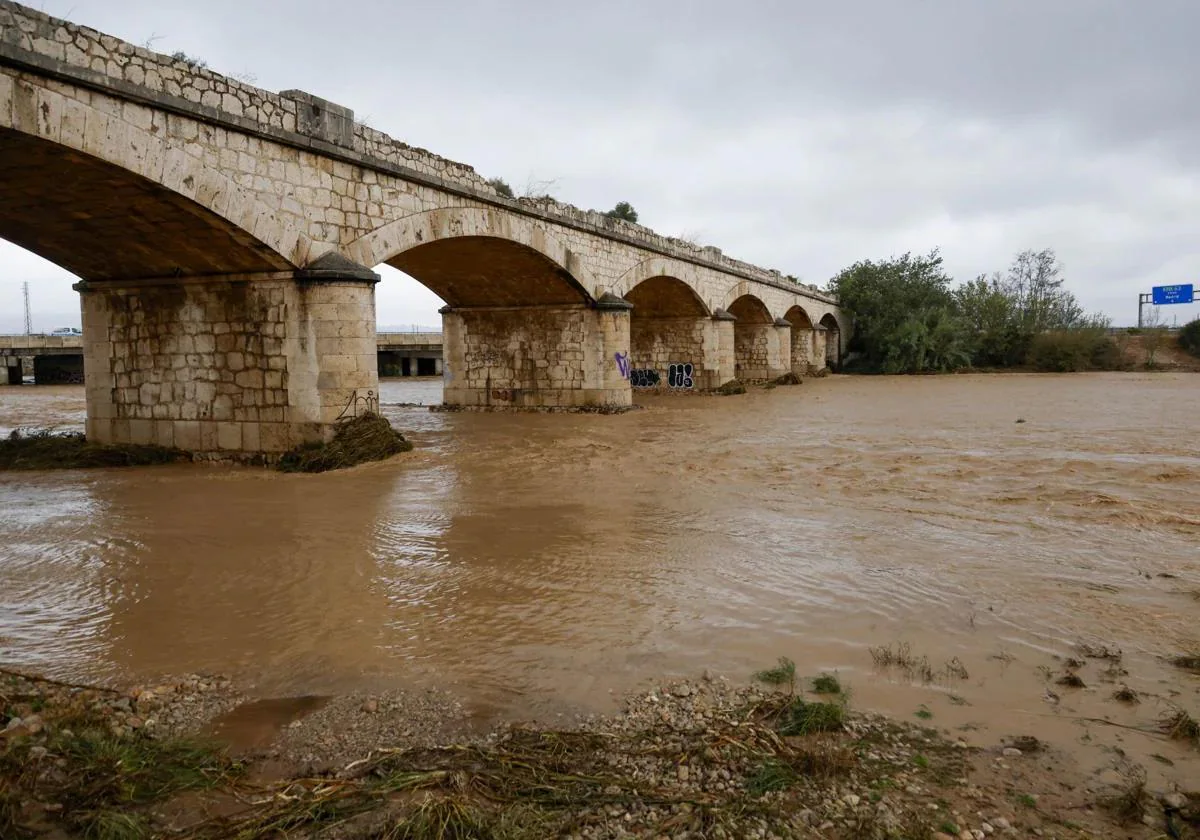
[344,206,599,307]
[727,294,773,325]
[611,256,705,304]
[727,294,778,382]
[785,305,817,374]
[625,275,710,318]
[0,81,306,279]
[819,312,842,369]
[624,275,711,390]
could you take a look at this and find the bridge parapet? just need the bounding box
[0,334,83,352]
[0,0,835,305]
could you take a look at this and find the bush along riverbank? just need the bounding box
[2,664,1196,839]
[827,248,1185,375]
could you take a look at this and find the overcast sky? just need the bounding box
[3,0,1199,331]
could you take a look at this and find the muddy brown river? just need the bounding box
[2,373,1198,783]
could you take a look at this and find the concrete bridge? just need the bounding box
[2,332,445,383]
[0,1,848,455]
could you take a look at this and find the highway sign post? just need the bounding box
[1139,284,1195,327]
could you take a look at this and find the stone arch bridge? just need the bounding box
[0,1,848,455]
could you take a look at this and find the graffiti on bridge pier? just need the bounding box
[614,351,631,380]
[630,363,695,390]
[336,389,379,420]
[630,368,659,388]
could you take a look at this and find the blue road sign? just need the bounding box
[1152,284,1194,305]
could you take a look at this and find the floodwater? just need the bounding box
[2,373,1198,782]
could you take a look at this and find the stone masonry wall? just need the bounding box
[791,327,814,372]
[442,306,630,408]
[79,276,378,452]
[81,278,294,451]
[629,318,709,390]
[734,323,778,382]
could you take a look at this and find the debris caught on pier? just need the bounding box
[276,413,413,473]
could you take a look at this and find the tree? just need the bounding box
[999,249,1085,333]
[828,249,961,373]
[954,273,1022,367]
[487,177,514,198]
[604,201,638,223]
[1140,306,1168,368]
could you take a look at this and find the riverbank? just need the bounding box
[2,667,1195,839]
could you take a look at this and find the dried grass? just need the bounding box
[277,413,413,473]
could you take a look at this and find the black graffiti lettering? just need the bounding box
[667,363,694,389]
[629,368,660,388]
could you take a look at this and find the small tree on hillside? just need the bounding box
[487,177,515,198]
[604,201,639,223]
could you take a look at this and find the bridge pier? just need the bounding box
[733,319,788,382]
[77,255,380,456]
[440,294,632,409]
[812,327,829,373]
[773,319,793,380]
[790,326,817,375]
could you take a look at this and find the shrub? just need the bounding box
[1180,318,1200,357]
[1024,329,1125,372]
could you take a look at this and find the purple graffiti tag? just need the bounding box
[614,351,631,379]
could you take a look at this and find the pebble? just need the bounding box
[676,764,689,782]
[1002,747,1022,757]
[844,794,860,807]
[994,817,1011,830]
[1163,792,1186,809]
[360,698,379,714]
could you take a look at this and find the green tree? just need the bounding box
[954,273,1022,366]
[829,249,963,373]
[487,177,515,198]
[604,201,639,223]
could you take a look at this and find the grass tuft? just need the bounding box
[1055,672,1086,688]
[1103,764,1149,824]
[776,697,846,736]
[81,810,148,840]
[754,657,797,692]
[1112,685,1140,704]
[1160,708,1200,747]
[746,759,797,797]
[810,673,841,695]
[380,798,495,840]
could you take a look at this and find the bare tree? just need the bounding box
[1141,306,1168,368]
[521,174,559,200]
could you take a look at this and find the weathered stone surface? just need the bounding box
[78,274,378,454]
